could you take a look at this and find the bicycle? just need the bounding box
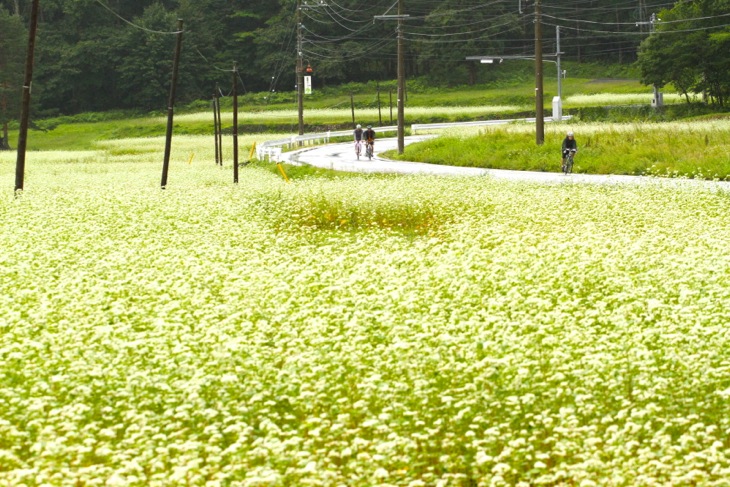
[365,141,374,160]
[355,140,362,160]
[562,149,576,175]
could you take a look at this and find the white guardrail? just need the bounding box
[255,117,571,161]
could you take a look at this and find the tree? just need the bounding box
[413,1,520,85]
[638,0,730,106]
[0,7,26,149]
[111,3,177,110]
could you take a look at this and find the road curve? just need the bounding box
[284,136,730,190]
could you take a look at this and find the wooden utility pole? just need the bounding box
[161,19,184,189]
[296,0,304,136]
[233,63,239,183]
[396,0,405,153]
[375,2,409,153]
[350,93,355,125]
[213,91,220,165]
[377,82,382,126]
[534,0,544,145]
[389,89,393,125]
[216,84,223,165]
[14,0,40,194]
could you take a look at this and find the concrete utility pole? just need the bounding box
[556,25,562,100]
[535,0,544,145]
[637,12,662,107]
[467,26,563,123]
[375,0,409,154]
[14,0,40,194]
[638,0,648,33]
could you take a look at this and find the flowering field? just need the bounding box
[171,106,522,127]
[2,148,730,486]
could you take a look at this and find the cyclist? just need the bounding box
[364,125,376,155]
[561,131,577,170]
[354,124,364,157]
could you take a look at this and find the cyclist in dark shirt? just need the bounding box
[561,131,577,167]
[364,125,376,151]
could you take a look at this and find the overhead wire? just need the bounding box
[544,20,730,36]
[542,11,730,27]
[94,0,182,35]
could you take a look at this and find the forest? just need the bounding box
[0,0,728,119]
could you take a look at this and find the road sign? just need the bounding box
[304,76,312,95]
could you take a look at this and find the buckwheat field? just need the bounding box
[1,144,729,486]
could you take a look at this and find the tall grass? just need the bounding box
[264,176,453,235]
[388,121,730,179]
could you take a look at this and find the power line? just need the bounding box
[543,11,730,27]
[544,20,730,36]
[94,0,182,35]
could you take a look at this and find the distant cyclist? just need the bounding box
[353,124,365,159]
[364,125,376,152]
[561,131,577,168]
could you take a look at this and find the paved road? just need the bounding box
[284,136,729,189]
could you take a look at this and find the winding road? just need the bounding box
[283,136,684,186]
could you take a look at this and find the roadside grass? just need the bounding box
[253,159,362,181]
[386,120,730,179]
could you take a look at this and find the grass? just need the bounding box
[1,73,686,153]
[386,120,730,179]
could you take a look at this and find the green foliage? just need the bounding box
[0,8,25,127]
[4,0,695,116]
[388,121,730,180]
[637,1,730,106]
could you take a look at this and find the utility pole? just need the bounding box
[375,0,409,154]
[397,0,405,153]
[161,19,184,189]
[296,0,304,136]
[556,26,562,100]
[637,12,662,107]
[213,91,220,165]
[296,1,327,136]
[233,63,239,184]
[638,0,648,33]
[535,0,544,145]
[14,0,40,194]
[215,84,223,166]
